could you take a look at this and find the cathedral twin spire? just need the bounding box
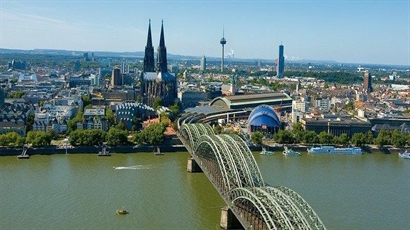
[143,20,167,73]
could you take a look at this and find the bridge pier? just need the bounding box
[187,157,202,173]
[220,206,243,230]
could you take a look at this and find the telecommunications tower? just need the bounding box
[220,27,227,72]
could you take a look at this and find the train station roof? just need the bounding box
[210,92,292,110]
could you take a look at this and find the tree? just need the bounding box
[374,129,391,147]
[153,97,162,110]
[292,122,304,143]
[169,101,182,118]
[145,123,166,146]
[391,129,406,148]
[344,102,355,111]
[351,133,366,146]
[318,131,334,145]
[134,123,166,146]
[365,131,374,145]
[303,131,319,144]
[26,131,52,147]
[69,129,106,146]
[105,107,115,126]
[213,124,222,134]
[251,131,263,145]
[0,132,25,147]
[26,113,35,133]
[67,109,84,134]
[337,133,349,145]
[6,90,25,98]
[273,130,294,144]
[82,95,91,109]
[106,127,128,146]
[160,112,170,126]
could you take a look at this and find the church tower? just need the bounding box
[140,20,177,108]
[143,19,155,72]
[156,21,168,73]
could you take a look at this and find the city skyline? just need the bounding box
[0,0,409,65]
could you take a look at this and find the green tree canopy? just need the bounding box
[374,129,391,147]
[105,107,115,126]
[302,131,319,144]
[251,131,263,145]
[350,133,366,146]
[106,127,128,146]
[153,97,162,110]
[0,132,25,147]
[391,129,406,148]
[133,123,166,146]
[337,133,349,145]
[318,131,334,145]
[273,130,294,144]
[69,129,106,146]
[26,131,52,147]
[67,109,84,134]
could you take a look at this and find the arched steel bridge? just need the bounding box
[178,122,326,230]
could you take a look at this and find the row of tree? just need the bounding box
[0,122,168,148]
[250,122,410,148]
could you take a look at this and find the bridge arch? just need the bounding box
[177,118,326,230]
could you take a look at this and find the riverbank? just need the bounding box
[0,144,188,156]
[0,143,404,156]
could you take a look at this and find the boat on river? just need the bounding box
[116,207,128,215]
[283,146,301,156]
[307,146,362,155]
[260,147,274,156]
[399,151,410,159]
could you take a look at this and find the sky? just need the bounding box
[0,0,409,65]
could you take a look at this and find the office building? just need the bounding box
[111,68,122,87]
[364,70,372,93]
[200,56,206,71]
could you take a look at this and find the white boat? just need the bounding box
[399,151,410,159]
[283,146,301,156]
[307,146,362,155]
[260,147,274,156]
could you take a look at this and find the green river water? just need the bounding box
[0,152,409,230]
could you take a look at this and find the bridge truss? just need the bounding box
[179,123,326,230]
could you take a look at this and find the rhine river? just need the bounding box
[1,151,409,230]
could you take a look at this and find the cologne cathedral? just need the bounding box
[140,20,177,107]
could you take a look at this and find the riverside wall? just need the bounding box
[0,136,402,157]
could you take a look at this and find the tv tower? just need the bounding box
[220,27,227,72]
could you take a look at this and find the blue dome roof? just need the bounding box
[247,105,281,128]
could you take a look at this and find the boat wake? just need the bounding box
[113,165,149,170]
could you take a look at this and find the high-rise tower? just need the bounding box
[220,28,227,72]
[200,56,206,71]
[364,70,372,93]
[277,44,284,78]
[156,20,168,73]
[143,19,155,72]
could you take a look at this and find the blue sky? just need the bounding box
[0,0,409,65]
